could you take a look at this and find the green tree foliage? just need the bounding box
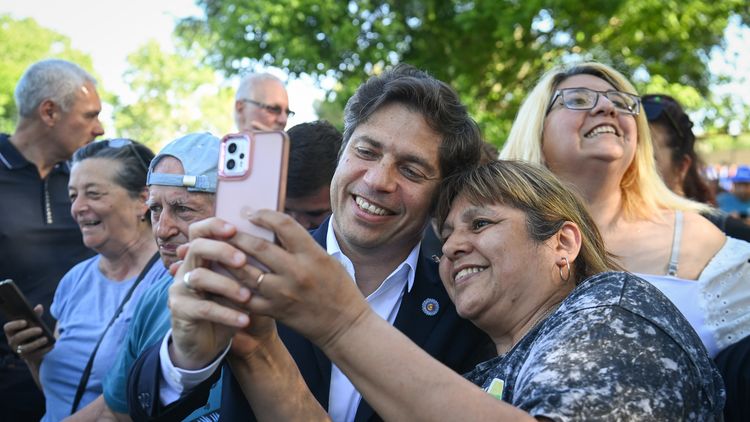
[0,14,96,133]
[177,0,749,144]
[112,40,235,149]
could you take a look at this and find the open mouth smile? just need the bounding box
[354,195,394,216]
[584,124,619,138]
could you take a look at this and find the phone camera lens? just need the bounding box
[239,153,245,159]
[227,159,236,170]
[228,143,237,154]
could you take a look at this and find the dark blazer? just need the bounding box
[128,219,493,421]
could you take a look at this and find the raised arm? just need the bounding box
[164,217,328,420]
[231,210,534,421]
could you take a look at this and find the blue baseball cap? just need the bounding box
[147,132,220,193]
[732,165,750,184]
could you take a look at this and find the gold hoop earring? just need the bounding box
[559,257,571,282]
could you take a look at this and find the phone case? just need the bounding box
[0,279,56,345]
[215,131,290,244]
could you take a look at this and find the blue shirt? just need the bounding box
[103,272,222,420]
[717,191,750,216]
[39,255,167,422]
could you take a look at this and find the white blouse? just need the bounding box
[636,236,750,358]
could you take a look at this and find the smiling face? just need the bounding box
[438,195,562,335]
[541,74,638,182]
[330,102,442,259]
[69,158,147,255]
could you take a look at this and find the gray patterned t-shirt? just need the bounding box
[464,271,724,421]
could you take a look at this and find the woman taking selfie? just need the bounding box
[3,139,167,420]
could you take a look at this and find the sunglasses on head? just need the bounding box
[106,138,149,172]
[642,97,684,139]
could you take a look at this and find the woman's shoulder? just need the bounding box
[678,211,726,279]
[51,255,103,318]
[55,255,102,292]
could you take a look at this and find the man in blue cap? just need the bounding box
[69,132,222,421]
[718,165,750,222]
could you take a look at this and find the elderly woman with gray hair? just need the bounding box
[4,139,167,421]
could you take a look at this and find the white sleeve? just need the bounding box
[158,329,231,406]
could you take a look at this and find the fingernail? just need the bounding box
[237,314,249,326]
[234,252,245,264]
[238,287,250,300]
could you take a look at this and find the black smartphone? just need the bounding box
[0,279,56,346]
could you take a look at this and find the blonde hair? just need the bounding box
[436,160,619,285]
[500,62,709,219]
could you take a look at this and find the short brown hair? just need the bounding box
[436,160,619,284]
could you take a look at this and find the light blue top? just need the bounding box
[39,254,168,422]
[103,272,222,420]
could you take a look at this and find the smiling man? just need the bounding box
[0,59,102,419]
[128,64,493,421]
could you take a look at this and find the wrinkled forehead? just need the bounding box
[147,183,214,209]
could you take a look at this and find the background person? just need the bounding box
[0,58,103,419]
[284,120,342,229]
[717,165,750,222]
[499,61,750,360]
[3,139,167,421]
[166,160,723,420]
[643,93,750,240]
[234,73,292,131]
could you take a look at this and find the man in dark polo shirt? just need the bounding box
[0,59,103,420]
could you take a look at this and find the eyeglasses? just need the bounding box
[106,138,149,172]
[546,87,641,116]
[642,96,685,139]
[240,99,295,118]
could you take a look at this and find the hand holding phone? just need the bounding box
[1,279,56,352]
[215,131,289,268]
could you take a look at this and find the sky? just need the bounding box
[2,1,748,136]
[0,0,324,133]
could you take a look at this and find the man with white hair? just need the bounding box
[234,72,292,131]
[0,58,103,420]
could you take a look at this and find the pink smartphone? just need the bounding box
[215,131,289,253]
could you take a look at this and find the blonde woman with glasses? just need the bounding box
[500,62,750,360]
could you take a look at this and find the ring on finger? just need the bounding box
[256,272,265,287]
[183,271,194,290]
[16,345,23,355]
